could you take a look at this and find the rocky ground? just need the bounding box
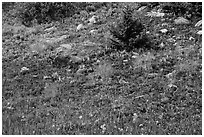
[2,3,202,135]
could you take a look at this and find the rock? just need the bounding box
[70,56,83,64]
[167,38,176,43]
[88,22,93,26]
[159,29,168,34]
[86,5,96,12]
[159,42,165,48]
[137,6,147,12]
[54,35,68,42]
[44,26,57,32]
[146,11,165,17]
[119,79,128,84]
[43,35,68,45]
[76,65,86,75]
[189,36,195,41]
[54,46,71,58]
[174,17,190,25]
[146,31,150,34]
[90,29,97,33]
[80,10,89,18]
[43,75,52,80]
[60,44,72,51]
[88,16,97,24]
[29,43,48,53]
[161,97,169,103]
[161,23,168,26]
[52,72,61,81]
[77,24,84,31]
[43,82,58,98]
[161,18,165,22]
[20,67,29,74]
[26,27,40,35]
[132,113,138,123]
[195,20,202,27]
[196,30,202,35]
[12,25,26,34]
[82,40,97,47]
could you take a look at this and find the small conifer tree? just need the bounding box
[110,5,145,52]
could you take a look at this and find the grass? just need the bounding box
[2,2,202,135]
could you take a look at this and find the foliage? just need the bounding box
[2,2,202,135]
[14,2,88,27]
[160,2,202,18]
[2,2,15,12]
[109,5,150,52]
[94,61,113,82]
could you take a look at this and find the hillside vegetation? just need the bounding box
[2,2,202,135]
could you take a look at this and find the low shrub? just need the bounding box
[109,5,151,52]
[94,61,113,83]
[14,2,86,27]
[2,2,15,12]
[160,2,202,18]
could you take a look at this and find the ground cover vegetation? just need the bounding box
[2,2,202,135]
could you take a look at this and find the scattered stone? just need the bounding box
[159,42,165,48]
[52,72,61,81]
[76,65,86,75]
[40,35,68,46]
[90,29,97,33]
[161,18,166,22]
[159,29,168,34]
[195,20,202,27]
[43,83,58,98]
[132,113,138,123]
[43,75,52,80]
[60,44,72,51]
[20,67,29,74]
[132,55,139,59]
[12,25,26,34]
[119,79,128,84]
[70,56,83,64]
[161,97,169,103]
[168,83,177,88]
[56,35,68,42]
[54,46,71,58]
[88,22,93,26]
[44,26,57,32]
[174,17,190,25]
[96,59,100,64]
[146,31,150,34]
[26,27,40,35]
[165,70,176,79]
[148,73,158,77]
[137,6,147,12]
[132,52,139,58]
[82,40,97,47]
[29,43,48,53]
[86,5,96,12]
[146,11,165,17]
[196,30,202,35]
[167,38,176,43]
[161,23,168,26]
[189,36,195,41]
[77,24,84,31]
[88,15,97,24]
[32,75,38,78]
[80,10,89,18]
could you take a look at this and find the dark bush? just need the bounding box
[109,5,150,52]
[15,2,86,27]
[160,2,202,18]
[2,2,15,12]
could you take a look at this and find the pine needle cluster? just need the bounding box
[110,6,145,52]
